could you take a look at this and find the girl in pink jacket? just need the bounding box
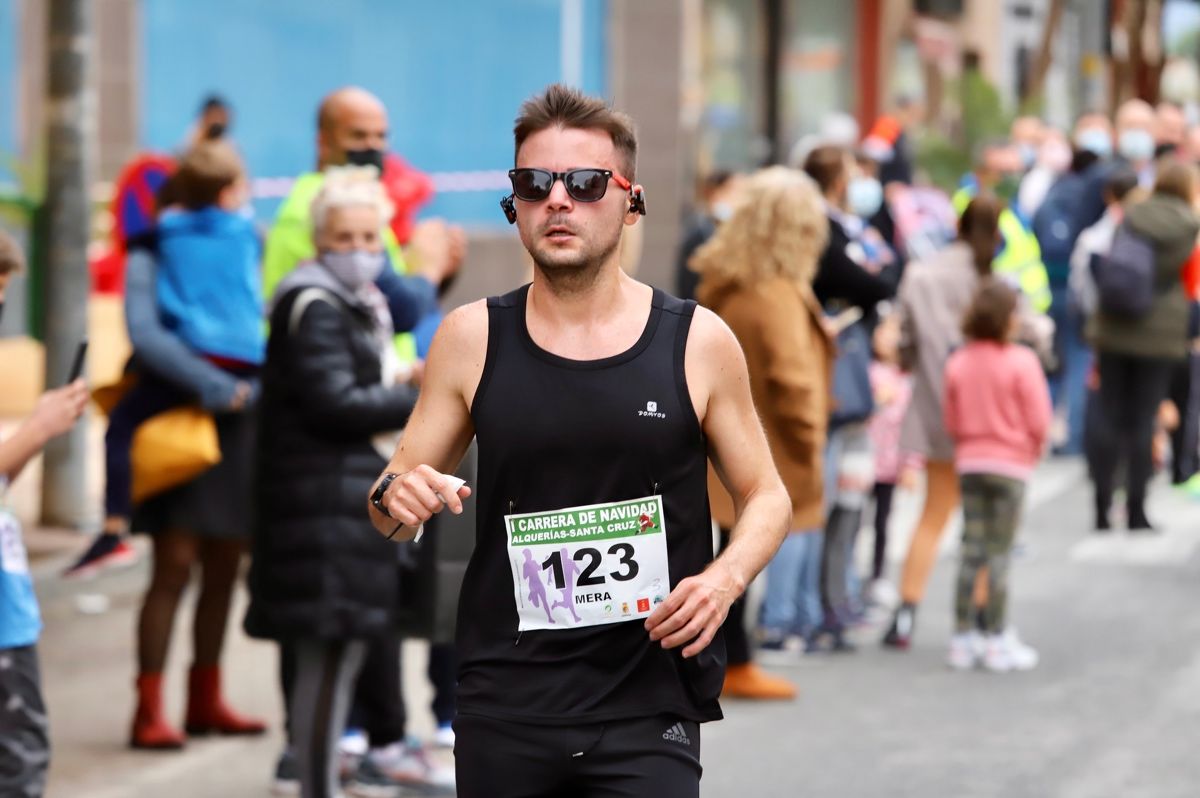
[943,280,1052,672]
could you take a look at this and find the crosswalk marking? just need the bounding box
[1069,528,1200,566]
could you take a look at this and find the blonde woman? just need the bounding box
[693,167,833,695]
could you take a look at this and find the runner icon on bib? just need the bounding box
[505,496,670,631]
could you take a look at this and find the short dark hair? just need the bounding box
[0,229,24,275]
[172,141,243,210]
[702,170,735,194]
[962,278,1018,342]
[199,94,228,114]
[1104,168,1139,203]
[513,84,638,180]
[803,145,849,194]
[971,137,1010,170]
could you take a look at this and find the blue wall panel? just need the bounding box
[0,0,17,183]
[141,0,608,227]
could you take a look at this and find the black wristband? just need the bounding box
[371,472,400,518]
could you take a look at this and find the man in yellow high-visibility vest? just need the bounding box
[263,86,462,363]
[951,140,1052,314]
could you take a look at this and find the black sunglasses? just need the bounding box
[508,168,632,203]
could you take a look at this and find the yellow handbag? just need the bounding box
[92,376,223,502]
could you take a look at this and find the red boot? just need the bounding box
[184,664,267,736]
[130,672,186,750]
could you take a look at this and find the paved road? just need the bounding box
[30,459,1200,797]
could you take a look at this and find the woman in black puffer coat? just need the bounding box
[244,168,418,798]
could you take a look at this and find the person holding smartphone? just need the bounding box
[0,231,89,798]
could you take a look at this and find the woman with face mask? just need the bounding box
[803,146,899,651]
[846,154,897,273]
[245,167,447,798]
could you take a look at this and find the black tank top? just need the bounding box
[460,283,724,725]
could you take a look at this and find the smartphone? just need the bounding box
[67,339,88,384]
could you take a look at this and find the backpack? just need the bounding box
[1092,223,1157,319]
[113,153,176,247]
[1031,172,1086,264]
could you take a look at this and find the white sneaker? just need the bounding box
[366,740,456,793]
[984,629,1039,672]
[868,579,899,610]
[947,633,979,670]
[970,629,987,661]
[434,723,455,749]
[339,729,369,757]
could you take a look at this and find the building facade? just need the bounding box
[0,0,1134,328]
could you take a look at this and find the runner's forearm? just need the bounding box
[712,484,791,594]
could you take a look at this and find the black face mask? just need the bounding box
[345,147,386,173]
[1155,142,1177,160]
[1070,148,1100,173]
[204,122,227,140]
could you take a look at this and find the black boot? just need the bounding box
[828,623,856,653]
[1128,503,1156,532]
[882,603,917,649]
[1094,492,1112,533]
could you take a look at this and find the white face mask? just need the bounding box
[1074,129,1112,159]
[847,177,884,219]
[1118,129,1156,163]
[321,250,386,291]
[1018,143,1038,170]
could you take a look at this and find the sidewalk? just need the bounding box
[24,452,1200,796]
[13,417,451,796]
[35,547,450,797]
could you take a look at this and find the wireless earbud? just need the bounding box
[500,194,517,224]
[629,187,647,216]
[502,189,644,222]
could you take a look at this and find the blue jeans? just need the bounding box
[1048,284,1092,455]
[760,531,823,638]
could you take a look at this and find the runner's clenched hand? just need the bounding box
[645,559,743,658]
[379,465,471,528]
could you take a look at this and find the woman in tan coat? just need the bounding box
[693,166,833,699]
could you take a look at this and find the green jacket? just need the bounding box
[263,172,416,361]
[953,187,1052,314]
[1091,194,1199,361]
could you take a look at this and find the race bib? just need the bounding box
[505,495,670,632]
[0,509,29,576]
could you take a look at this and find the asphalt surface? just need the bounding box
[29,459,1200,797]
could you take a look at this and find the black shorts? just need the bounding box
[454,713,702,798]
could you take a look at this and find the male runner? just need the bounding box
[368,84,791,798]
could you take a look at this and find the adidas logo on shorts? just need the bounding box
[662,722,690,745]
